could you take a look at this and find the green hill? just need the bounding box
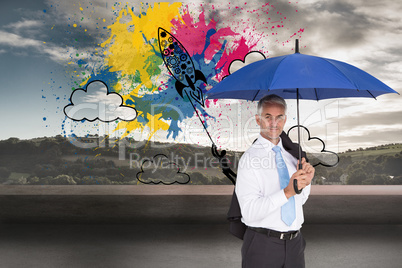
[0,136,237,185]
[339,143,402,160]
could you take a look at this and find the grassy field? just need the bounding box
[0,172,31,184]
[339,144,402,161]
[8,172,30,179]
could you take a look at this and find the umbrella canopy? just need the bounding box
[207,43,398,101]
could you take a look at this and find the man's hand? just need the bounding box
[299,157,315,184]
[284,158,315,199]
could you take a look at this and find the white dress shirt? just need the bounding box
[235,134,311,232]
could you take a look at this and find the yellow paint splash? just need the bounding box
[101,2,183,96]
[79,77,90,87]
[89,3,184,142]
[114,112,169,140]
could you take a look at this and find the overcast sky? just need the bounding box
[0,0,401,152]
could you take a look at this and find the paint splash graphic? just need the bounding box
[59,2,304,145]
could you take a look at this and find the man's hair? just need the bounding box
[256,94,287,115]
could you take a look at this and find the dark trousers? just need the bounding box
[241,228,306,268]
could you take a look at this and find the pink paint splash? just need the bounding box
[168,2,302,83]
[169,4,263,83]
[215,36,259,80]
[205,98,219,108]
[171,5,238,61]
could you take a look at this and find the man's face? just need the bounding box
[255,103,287,144]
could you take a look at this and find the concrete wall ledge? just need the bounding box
[1,185,402,195]
[1,185,401,224]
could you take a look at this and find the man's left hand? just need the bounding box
[298,157,315,186]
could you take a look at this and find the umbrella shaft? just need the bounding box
[295,88,303,195]
[297,88,302,169]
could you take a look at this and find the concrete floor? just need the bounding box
[1,186,401,267]
[0,223,401,268]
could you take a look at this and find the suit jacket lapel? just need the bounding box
[280,131,307,160]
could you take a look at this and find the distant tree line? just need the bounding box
[0,136,233,185]
[313,151,402,185]
[345,143,400,152]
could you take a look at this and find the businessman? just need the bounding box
[235,94,314,267]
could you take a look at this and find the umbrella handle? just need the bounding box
[293,180,302,194]
[294,163,303,194]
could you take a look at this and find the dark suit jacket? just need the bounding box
[227,131,307,240]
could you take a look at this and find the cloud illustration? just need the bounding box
[287,125,339,167]
[136,154,190,185]
[63,80,137,122]
[228,51,266,74]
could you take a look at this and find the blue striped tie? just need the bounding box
[272,146,296,226]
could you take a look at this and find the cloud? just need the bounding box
[42,45,102,64]
[63,80,137,122]
[220,51,266,81]
[340,129,402,149]
[0,30,42,48]
[228,51,266,74]
[0,9,104,66]
[298,107,402,152]
[136,154,190,185]
[287,125,339,167]
[295,0,402,73]
[340,110,402,130]
[4,19,42,31]
[0,29,101,65]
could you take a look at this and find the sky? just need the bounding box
[0,0,401,153]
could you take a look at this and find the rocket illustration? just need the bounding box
[158,27,206,107]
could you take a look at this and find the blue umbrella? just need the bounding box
[207,40,397,100]
[207,40,399,193]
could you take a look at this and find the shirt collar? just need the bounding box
[257,134,284,152]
